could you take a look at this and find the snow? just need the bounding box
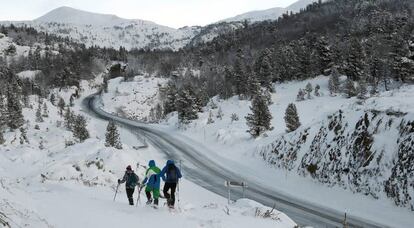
[221,0,320,23]
[101,76,167,121]
[100,75,414,227]
[0,34,31,58]
[0,80,296,228]
[35,6,138,26]
[16,70,42,80]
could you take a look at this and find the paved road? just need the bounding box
[84,94,387,228]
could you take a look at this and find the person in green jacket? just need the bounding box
[141,160,161,206]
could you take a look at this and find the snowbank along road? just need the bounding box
[84,93,387,228]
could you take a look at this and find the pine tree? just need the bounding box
[357,80,368,100]
[195,86,209,112]
[261,88,273,105]
[230,113,239,122]
[255,48,273,91]
[42,103,49,118]
[305,83,313,99]
[0,95,7,129]
[314,84,321,97]
[220,67,234,99]
[64,107,74,131]
[39,137,45,150]
[58,97,65,115]
[344,78,357,98]
[105,121,122,149]
[370,56,382,91]
[35,102,44,123]
[175,89,198,125]
[50,94,56,105]
[6,85,24,130]
[69,95,75,107]
[295,38,314,80]
[245,94,272,137]
[163,82,177,115]
[345,38,366,81]
[328,68,340,95]
[316,36,333,75]
[296,89,306,101]
[284,103,301,132]
[216,107,224,120]
[0,130,5,145]
[73,114,89,142]
[233,49,248,98]
[207,111,215,124]
[246,70,261,100]
[390,35,414,83]
[154,103,163,121]
[19,127,29,144]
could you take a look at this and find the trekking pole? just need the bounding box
[177,160,182,208]
[113,183,120,202]
[136,185,141,207]
[136,184,145,206]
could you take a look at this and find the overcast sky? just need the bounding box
[0,0,298,28]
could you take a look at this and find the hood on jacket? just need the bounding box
[166,160,174,166]
[148,160,156,168]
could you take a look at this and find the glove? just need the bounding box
[117,179,121,184]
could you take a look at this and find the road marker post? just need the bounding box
[224,181,248,205]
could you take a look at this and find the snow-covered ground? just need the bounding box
[0,80,296,227]
[101,76,167,121]
[0,33,30,59]
[101,75,414,227]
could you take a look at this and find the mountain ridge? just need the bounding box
[221,0,320,23]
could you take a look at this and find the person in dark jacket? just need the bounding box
[160,160,182,208]
[118,165,139,205]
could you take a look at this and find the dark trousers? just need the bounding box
[163,183,177,206]
[126,188,135,205]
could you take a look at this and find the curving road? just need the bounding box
[83,94,387,228]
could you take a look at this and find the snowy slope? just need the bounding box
[221,0,320,23]
[35,6,132,26]
[0,78,296,228]
[100,75,414,227]
[101,76,167,121]
[0,33,31,59]
[2,7,201,51]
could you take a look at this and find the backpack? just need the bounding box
[167,164,178,183]
[126,172,137,188]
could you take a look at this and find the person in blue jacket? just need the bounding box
[141,160,161,206]
[160,160,182,208]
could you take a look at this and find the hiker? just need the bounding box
[160,160,182,208]
[118,165,139,205]
[142,160,161,206]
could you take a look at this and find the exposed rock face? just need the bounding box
[260,109,414,210]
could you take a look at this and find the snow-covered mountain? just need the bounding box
[1,1,322,51]
[3,6,201,51]
[35,6,131,26]
[221,0,320,23]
